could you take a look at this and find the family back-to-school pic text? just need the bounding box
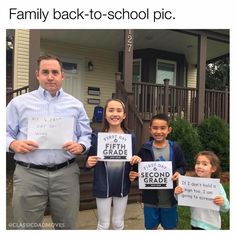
[9,8,175,23]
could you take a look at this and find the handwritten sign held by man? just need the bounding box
[138,161,173,189]
[97,132,132,161]
[177,175,220,211]
[27,116,74,149]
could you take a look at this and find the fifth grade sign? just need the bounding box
[97,132,132,161]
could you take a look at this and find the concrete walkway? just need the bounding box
[41,202,145,230]
[7,170,145,230]
[7,196,145,229]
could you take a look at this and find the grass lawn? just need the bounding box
[177,182,230,230]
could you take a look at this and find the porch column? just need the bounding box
[29,30,40,91]
[196,35,207,124]
[123,29,134,93]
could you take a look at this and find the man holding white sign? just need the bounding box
[174,151,229,230]
[6,55,92,229]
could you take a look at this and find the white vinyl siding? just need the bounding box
[41,40,118,121]
[13,30,30,89]
[186,64,197,119]
[187,64,197,88]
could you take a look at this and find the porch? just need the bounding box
[6,75,229,211]
[132,80,229,124]
[114,73,229,147]
[6,29,229,211]
[6,75,229,147]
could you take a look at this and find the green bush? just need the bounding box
[169,118,202,169]
[198,116,229,171]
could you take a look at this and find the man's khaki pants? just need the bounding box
[12,162,80,229]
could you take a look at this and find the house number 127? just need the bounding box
[127,30,133,52]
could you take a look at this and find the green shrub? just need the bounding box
[169,118,202,169]
[198,116,229,171]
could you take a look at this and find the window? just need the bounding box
[62,62,78,74]
[133,59,142,82]
[156,59,176,85]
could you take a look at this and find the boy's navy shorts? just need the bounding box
[144,205,178,229]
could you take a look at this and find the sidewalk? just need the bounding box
[7,169,145,230]
[7,194,145,229]
[41,202,145,230]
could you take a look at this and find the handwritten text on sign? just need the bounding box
[27,116,74,149]
[139,161,173,189]
[178,175,220,211]
[97,132,132,161]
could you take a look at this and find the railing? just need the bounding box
[113,75,230,146]
[114,73,144,148]
[169,85,198,123]
[6,85,29,105]
[132,80,229,123]
[205,87,229,122]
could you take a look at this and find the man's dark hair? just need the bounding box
[37,54,63,71]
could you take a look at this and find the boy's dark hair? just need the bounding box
[150,113,170,126]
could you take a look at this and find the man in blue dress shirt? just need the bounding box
[6,54,92,229]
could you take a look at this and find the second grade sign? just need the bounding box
[139,161,173,189]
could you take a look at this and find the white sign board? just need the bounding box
[27,116,74,149]
[97,132,132,161]
[178,175,220,211]
[138,161,173,189]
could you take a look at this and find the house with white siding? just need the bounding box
[6,29,230,210]
[7,29,229,135]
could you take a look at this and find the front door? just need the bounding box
[61,59,84,102]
